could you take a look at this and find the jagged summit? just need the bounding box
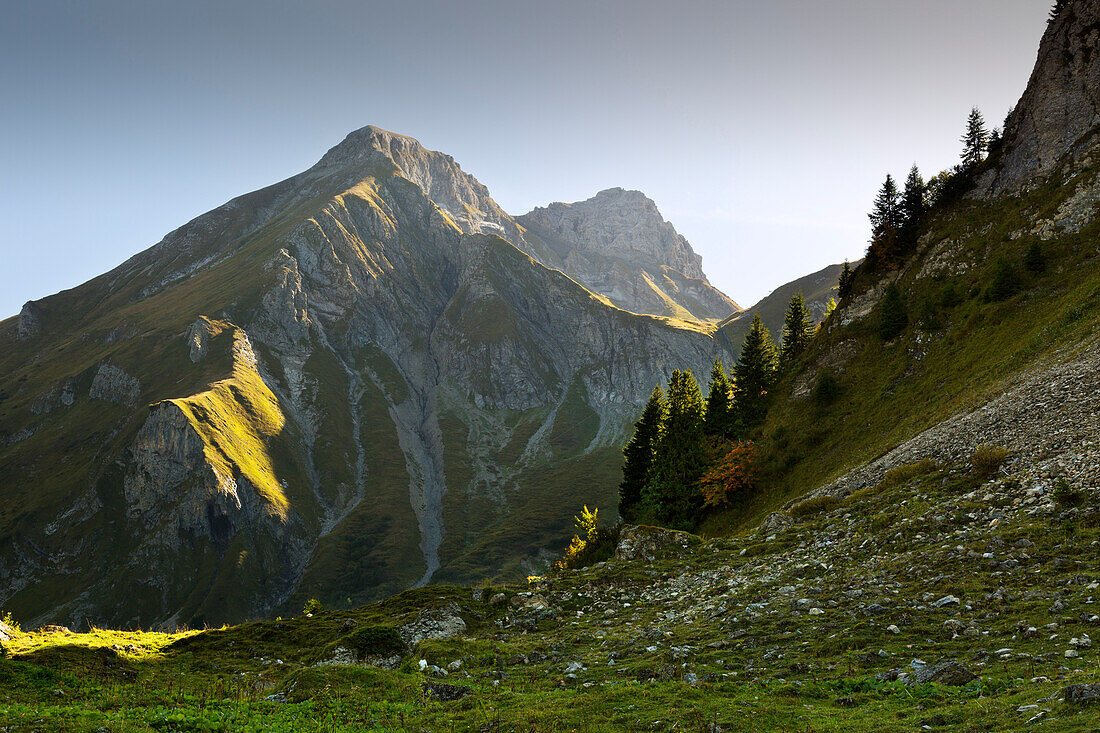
[518,189,738,321]
[979,0,1100,196]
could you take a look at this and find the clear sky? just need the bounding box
[0,0,1050,317]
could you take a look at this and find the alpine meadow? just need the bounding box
[3,1,1100,731]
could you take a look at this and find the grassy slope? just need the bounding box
[703,164,1100,538]
[716,261,847,357]
[4,456,1100,730]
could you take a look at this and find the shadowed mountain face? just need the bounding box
[519,189,740,321]
[0,126,729,628]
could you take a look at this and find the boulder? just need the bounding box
[615,525,697,562]
[1064,683,1100,704]
[399,603,467,646]
[908,659,977,687]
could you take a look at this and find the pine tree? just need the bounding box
[703,359,734,439]
[961,108,990,169]
[837,260,854,300]
[643,370,707,530]
[876,282,908,340]
[778,293,814,368]
[732,315,777,428]
[868,174,902,232]
[901,166,926,229]
[868,174,903,266]
[618,386,664,522]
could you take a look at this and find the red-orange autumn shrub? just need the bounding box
[698,441,758,508]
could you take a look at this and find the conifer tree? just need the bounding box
[867,174,903,266]
[901,166,926,229]
[1050,0,1070,23]
[868,174,902,232]
[643,370,707,530]
[778,293,813,368]
[837,260,854,300]
[732,315,777,428]
[619,386,664,522]
[961,108,989,169]
[876,282,908,340]
[703,359,735,439]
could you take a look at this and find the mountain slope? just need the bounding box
[0,126,727,628]
[704,0,1100,537]
[518,188,739,321]
[716,261,849,355]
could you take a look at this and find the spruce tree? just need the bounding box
[643,370,707,530]
[732,315,777,428]
[868,174,903,266]
[838,260,854,300]
[876,282,908,340]
[778,293,814,368]
[961,108,990,169]
[618,385,664,522]
[703,359,734,439]
[901,166,926,230]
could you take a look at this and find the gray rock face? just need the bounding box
[1064,683,1100,704]
[908,659,977,687]
[399,603,467,646]
[15,302,41,340]
[519,189,738,320]
[89,363,141,407]
[984,0,1100,196]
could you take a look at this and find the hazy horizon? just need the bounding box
[0,0,1050,318]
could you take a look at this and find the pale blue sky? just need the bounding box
[0,0,1049,316]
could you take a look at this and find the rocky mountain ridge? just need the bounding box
[519,188,739,321]
[0,124,729,628]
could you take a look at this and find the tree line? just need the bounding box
[618,294,816,530]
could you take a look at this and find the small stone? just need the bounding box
[423,682,471,701]
[887,625,901,634]
[931,595,960,608]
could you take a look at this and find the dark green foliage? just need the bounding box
[985,257,1021,301]
[1053,477,1084,507]
[926,166,973,208]
[556,523,621,570]
[619,386,664,522]
[961,108,989,169]
[341,625,404,657]
[703,359,735,439]
[837,261,854,300]
[916,295,943,331]
[1024,242,1046,273]
[866,174,904,268]
[1050,0,1070,22]
[732,315,778,428]
[812,372,840,408]
[778,294,814,369]
[899,165,927,250]
[987,128,1003,156]
[875,283,908,340]
[641,370,707,530]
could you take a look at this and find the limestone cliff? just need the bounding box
[0,125,729,628]
[518,189,739,321]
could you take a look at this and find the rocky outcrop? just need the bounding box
[89,363,141,407]
[982,0,1100,196]
[14,302,41,340]
[519,189,738,320]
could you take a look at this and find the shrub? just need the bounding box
[342,625,404,657]
[985,257,1021,301]
[970,445,1009,477]
[813,372,841,407]
[876,283,908,340]
[0,611,19,634]
[881,459,938,487]
[302,598,324,616]
[788,495,840,517]
[1053,477,1084,508]
[698,441,759,508]
[1023,242,1046,273]
[556,506,619,570]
